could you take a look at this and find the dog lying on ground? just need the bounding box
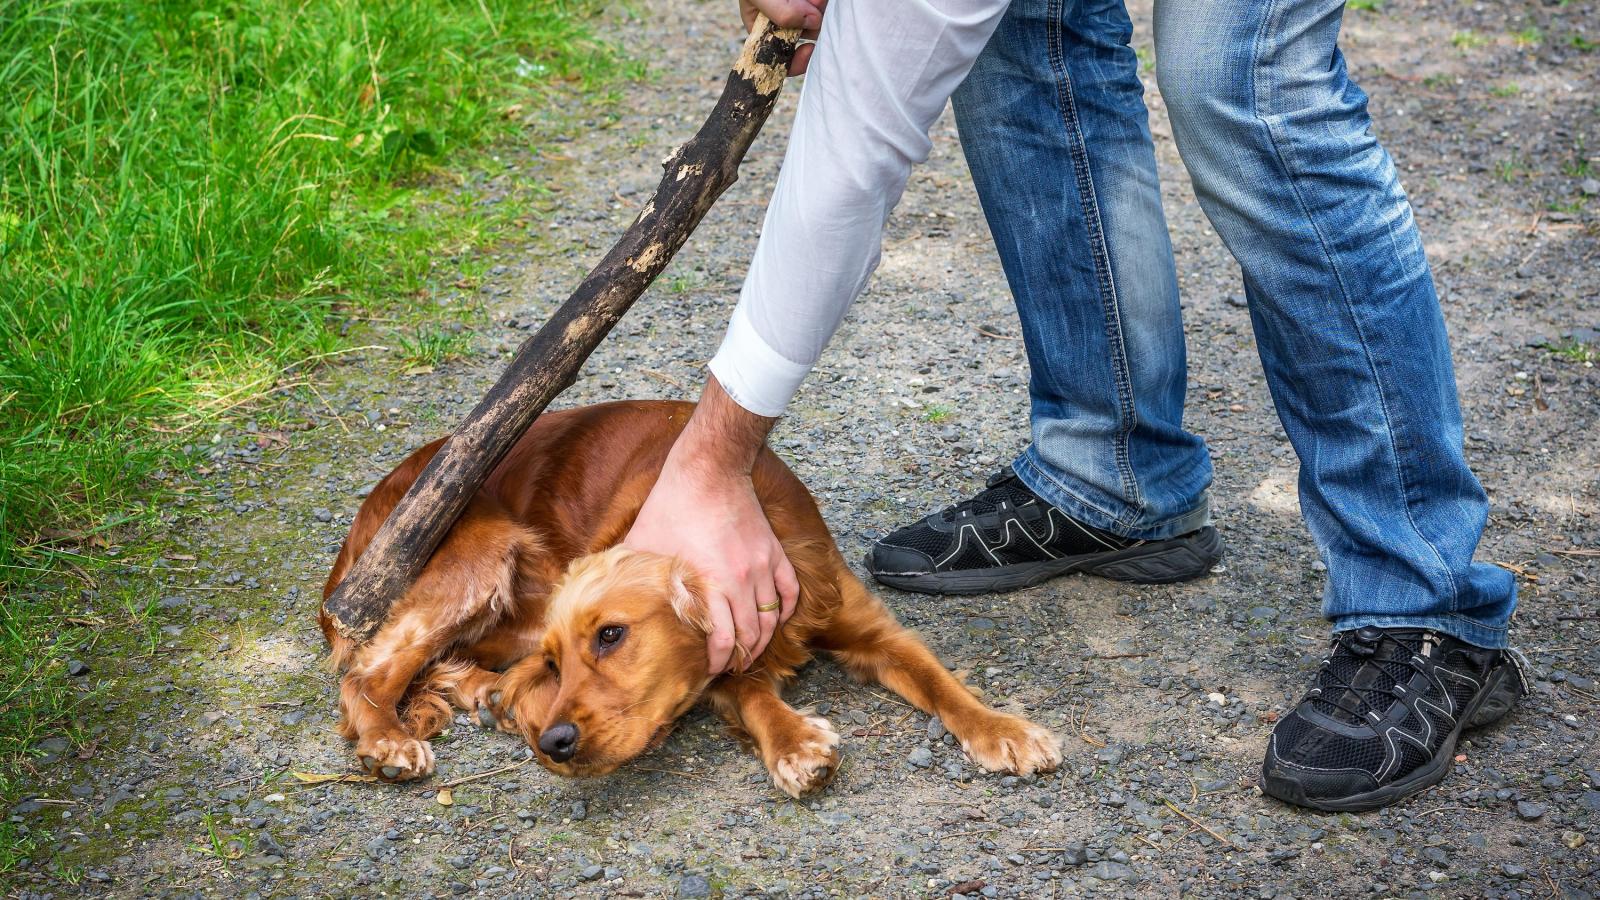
[321,400,1061,796]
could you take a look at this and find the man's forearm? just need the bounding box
[672,376,777,479]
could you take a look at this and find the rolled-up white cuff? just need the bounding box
[706,303,813,418]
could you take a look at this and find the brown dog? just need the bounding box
[322,400,1061,796]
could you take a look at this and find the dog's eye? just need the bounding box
[545,658,559,681]
[596,625,626,650]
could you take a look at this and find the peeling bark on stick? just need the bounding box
[322,19,801,641]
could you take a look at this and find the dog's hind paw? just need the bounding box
[766,715,842,799]
[960,714,1062,776]
[356,733,436,782]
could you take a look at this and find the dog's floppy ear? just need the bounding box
[667,558,711,634]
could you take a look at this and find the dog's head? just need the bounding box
[497,547,714,777]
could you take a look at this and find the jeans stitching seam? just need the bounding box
[1044,0,1142,522]
[1337,613,1508,635]
[1248,0,1461,614]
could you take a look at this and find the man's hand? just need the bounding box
[625,377,800,673]
[740,0,825,75]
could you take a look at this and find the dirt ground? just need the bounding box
[9,0,1598,897]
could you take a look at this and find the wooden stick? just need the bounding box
[418,759,531,792]
[322,18,801,641]
[1163,799,1238,850]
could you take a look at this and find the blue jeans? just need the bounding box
[950,0,1516,648]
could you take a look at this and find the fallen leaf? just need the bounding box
[436,788,454,806]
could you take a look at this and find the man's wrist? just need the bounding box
[670,376,775,479]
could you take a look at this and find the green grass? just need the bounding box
[0,0,633,847]
[1548,340,1597,364]
[1451,29,1489,50]
[399,325,475,370]
[1495,155,1527,183]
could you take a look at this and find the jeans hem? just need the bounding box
[1332,614,1510,651]
[1012,451,1211,541]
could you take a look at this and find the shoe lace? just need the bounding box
[1309,629,1431,725]
[938,472,1035,523]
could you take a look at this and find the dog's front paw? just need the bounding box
[765,715,842,798]
[356,732,436,781]
[960,713,1062,776]
[467,683,521,735]
[478,688,520,734]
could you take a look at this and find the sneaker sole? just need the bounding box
[1260,659,1525,813]
[869,526,1223,595]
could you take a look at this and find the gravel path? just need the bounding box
[10,1,1597,897]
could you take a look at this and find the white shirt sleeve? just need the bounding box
[706,0,1011,417]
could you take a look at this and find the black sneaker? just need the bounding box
[1261,626,1528,812]
[864,470,1223,594]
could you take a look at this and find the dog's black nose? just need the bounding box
[538,722,579,762]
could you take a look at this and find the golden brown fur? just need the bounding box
[322,400,1060,796]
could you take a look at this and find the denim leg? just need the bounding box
[952,0,1212,540]
[1153,0,1515,647]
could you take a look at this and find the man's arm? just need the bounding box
[630,0,1011,672]
[624,376,798,673]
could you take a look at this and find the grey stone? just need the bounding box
[1095,746,1125,767]
[1087,861,1136,881]
[1515,800,1546,820]
[67,659,90,677]
[677,874,713,898]
[907,747,934,768]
